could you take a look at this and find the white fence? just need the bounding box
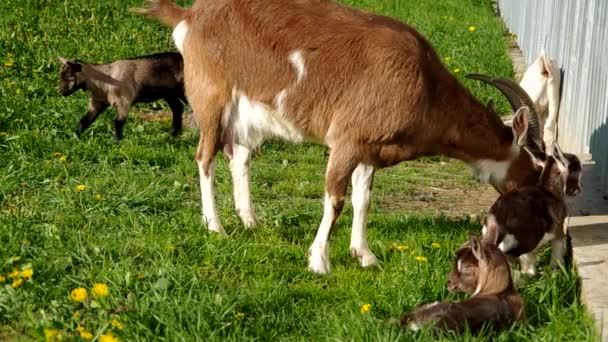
[498,0,608,193]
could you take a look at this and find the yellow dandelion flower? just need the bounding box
[4,61,13,67]
[20,268,33,279]
[396,245,409,252]
[137,273,145,280]
[79,330,93,340]
[75,184,86,192]
[70,287,88,302]
[59,155,67,162]
[165,245,176,251]
[468,26,477,32]
[52,152,63,158]
[92,283,109,297]
[99,333,120,342]
[234,312,245,320]
[95,194,102,201]
[11,278,23,288]
[360,303,372,314]
[8,270,20,279]
[453,68,461,73]
[431,243,441,249]
[443,56,452,62]
[415,256,428,263]
[0,275,5,283]
[44,328,61,340]
[111,318,124,330]
[76,326,85,332]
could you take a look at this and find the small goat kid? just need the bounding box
[134,0,549,274]
[482,144,571,275]
[59,52,187,140]
[399,235,525,333]
[519,52,561,148]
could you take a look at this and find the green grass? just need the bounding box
[0,0,597,340]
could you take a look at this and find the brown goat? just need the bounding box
[59,52,187,140]
[482,143,571,275]
[134,0,549,274]
[400,236,525,333]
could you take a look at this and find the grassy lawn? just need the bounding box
[0,0,597,340]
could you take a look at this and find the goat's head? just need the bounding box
[58,57,121,96]
[58,57,86,96]
[466,74,550,194]
[447,235,512,296]
[528,143,572,198]
[563,152,582,196]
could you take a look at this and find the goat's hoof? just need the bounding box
[240,212,257,229]
[350,246,379,267]
[308,245,331,274]
[206,220,227,237]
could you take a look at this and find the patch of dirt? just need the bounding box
[136,110,197,128]
[378,184,499,220]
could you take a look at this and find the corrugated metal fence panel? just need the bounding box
[498,0,608,193]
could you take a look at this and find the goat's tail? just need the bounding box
[131,0,187,28]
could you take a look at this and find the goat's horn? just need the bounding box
[466,73,543,152]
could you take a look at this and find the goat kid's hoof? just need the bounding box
[206,220,227,237]
[240,213,257,229]
[308,246,331,274]
[350,246,379,267]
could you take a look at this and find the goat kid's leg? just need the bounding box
[76,101,108,136]
[166,97,184,137]
[550,238,566,270]
[519,252,537,276]
[308,152,358,274]
[229,144,256,228]
[113,104,129,141]
[349,163,378,267]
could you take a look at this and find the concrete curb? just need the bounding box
[566,155,608,341]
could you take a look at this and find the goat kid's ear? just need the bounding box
[58,56,69,65]
[511,106,530,146]
[523,146,545,168]
[59,57,82,72]
[469,235,484,261]
[486,99,495,112]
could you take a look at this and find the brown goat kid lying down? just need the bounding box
[482,144,571,275]
[134,0,553,274]
[58,52,187,140]
[399,236,525,333]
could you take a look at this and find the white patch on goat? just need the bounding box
[498,234,518,253]
[229,144,256,228]
[227,91,305,149]
[481,225,487,236]
[349,164,378,267]
[308,193,335,274]
[197,159,225,235]
[457,259,463,272]
[172,21,189,53]
[288,50,306,83]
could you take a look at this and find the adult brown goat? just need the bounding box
[134,0,546,273]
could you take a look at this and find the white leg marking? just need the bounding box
[349,164,378,267]
[519,252,537,275]
[308,193,335,274]
[172,21,189,53]
[498,234,518,253]
[550,238,566,270]
[197,159,225,235]
[230,144,256,228]
[481,225,487,236]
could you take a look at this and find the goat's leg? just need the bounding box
[308,151,359,274]
[166,97,184,137]
[349,163,378,267]
[76,100,108,136]
[519,252,537,275]
[230,144,256,228]
[543,57,561,147]
[113,104,129,140]
[550,237,566,270]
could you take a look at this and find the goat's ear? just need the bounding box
[469,235,484,261]
[523,146,545,168]
[511,106,530,146]
[486,99,495,112]
[58,56,69,65]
